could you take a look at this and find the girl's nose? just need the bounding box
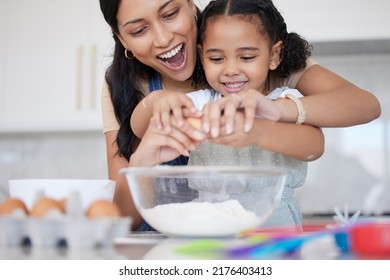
[153,25,173,48]
[223,61,240,76]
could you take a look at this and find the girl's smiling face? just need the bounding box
[199,15,282,96]
[116,0,198,82]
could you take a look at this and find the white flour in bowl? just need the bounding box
[139,199,264,237]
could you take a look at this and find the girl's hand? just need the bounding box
[208,111,257,147]
[202,89,282,137]
[152,92,202,133]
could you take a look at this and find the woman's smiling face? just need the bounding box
[116,0,198,82]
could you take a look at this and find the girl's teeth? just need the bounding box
[226,83,244,88]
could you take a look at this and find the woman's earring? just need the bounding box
[194,14,198,21]
[124,49,134,60]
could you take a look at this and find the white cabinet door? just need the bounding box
[1,0,113,132]
[0,0,6,125]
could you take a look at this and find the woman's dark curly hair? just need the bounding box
[99,0,202,160]
[194,0,312,85]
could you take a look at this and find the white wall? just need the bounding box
[0,132,108,202]
[195,0,390,41]
[296,53,390,215]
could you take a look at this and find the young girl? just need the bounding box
[132,0,326,231]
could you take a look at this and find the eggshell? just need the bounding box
[30,198,63,217]
[0,198,29,216]
[86,200,121,218]
[186,117,202,130]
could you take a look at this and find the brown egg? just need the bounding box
[86,200,121,218]
[0,198,29,216]
[30,197,63,217]
[57,198,67,213]
[186,117,202,130]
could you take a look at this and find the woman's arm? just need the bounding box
[277,64,381,127]
[252,120,324,162]
[210,112,324,162]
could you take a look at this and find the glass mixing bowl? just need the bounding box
[121,166,287,237]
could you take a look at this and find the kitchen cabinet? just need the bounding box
[0,0,113,132]
[0,0,5,125]
[195,0,390,42]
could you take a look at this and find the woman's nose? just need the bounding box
[153,25,173,48]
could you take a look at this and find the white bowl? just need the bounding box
[121,166,287,237]
[8,179,116,211]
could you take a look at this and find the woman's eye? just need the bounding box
[129,27,147,37]
[163,8,180,20]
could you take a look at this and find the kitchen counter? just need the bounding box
[115,232,345,260]
[2,217,389,260]
[0,231,355,260]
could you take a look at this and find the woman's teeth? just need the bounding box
[158,44,183,60]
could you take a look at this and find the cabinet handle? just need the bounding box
[75,46,83,111]
[89,45,97,110]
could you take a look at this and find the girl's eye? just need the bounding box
[163,8,180,20]
[209,57,223,63]
[241,56,255,61]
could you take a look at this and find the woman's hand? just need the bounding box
[130,116,201,167]
[202,89,282,138]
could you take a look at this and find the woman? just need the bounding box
[99,0,380,229]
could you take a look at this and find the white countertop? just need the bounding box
[0,231,352,260]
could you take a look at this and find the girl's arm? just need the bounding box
[210,112,324,162]
[277,64,381,127]
[131,90,162,138]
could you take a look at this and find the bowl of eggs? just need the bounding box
[1,179,132,248]
[121,165,287,237]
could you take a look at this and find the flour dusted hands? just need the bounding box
[202,89,282,138]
